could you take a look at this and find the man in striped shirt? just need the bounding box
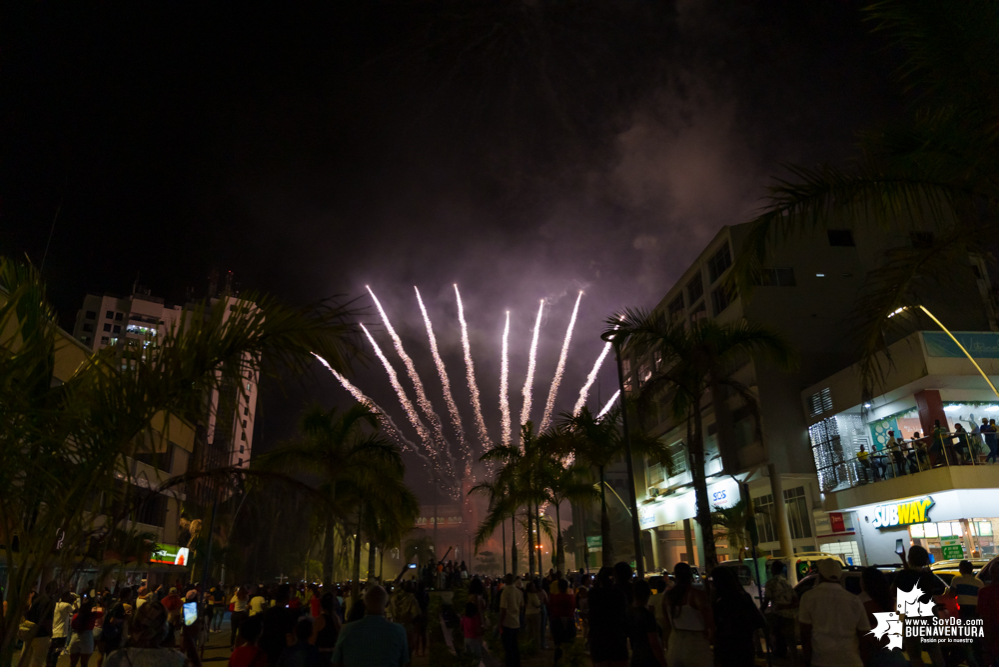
[948,560,984,619]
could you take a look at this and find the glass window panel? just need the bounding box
[979,522,993,537]
[952,522,963,537]
[925,523,939,538]
[938,523,952,537]
[910,524,925,538]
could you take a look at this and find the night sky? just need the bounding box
[2,1,898,495]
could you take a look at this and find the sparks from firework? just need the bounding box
[540,291,583,432]
[415,286,471,471]
[311,353,433,469]
[519,299,546,439]
[499,310,512,446]
[454,285,491,450]
[573,324,617,416]
[367,286,455,471]
[359,322,452,479]
[597,390,621,420]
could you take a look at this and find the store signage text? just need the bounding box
[871,496,934,530]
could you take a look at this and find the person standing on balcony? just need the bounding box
[982,418,998,464]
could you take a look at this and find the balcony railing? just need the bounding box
[818,430,995,493]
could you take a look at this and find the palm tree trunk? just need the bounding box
[554,502,563,571]
[351,505,363,603]
[690,398,718,572]
[502,521,507,574]
[537,505,544,575]
[322,516,336,590]
[599,465,613,565]
[526,504,536,578]
[379,548,385,580]
[367,540,377,582]
[510,515,518,575]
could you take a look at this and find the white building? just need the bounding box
[72,288,259,484]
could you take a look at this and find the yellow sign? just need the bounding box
[871,496,933,529]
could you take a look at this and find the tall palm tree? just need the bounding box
[470,477,517,574]
[362,473,419,582]
[263,403,404,589]
[536,430,598,571]
[733,1,999,394]
[608,311,796,571]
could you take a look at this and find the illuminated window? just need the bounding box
[938,522,952,537]
[910,523,925,538]
[979,522,993,537]
[924,523,938,538]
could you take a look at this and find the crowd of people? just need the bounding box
[13,549,999,667]
[857,418,999,482]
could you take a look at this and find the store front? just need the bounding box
[843,488,999,565]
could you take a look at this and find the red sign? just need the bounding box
[829,513,846,534]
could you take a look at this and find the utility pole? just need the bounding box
[608,334,646,578]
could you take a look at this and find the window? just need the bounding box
[106,310,114,319]
[711,285,736,315]
[827,229,855,247]
[103,323,112,332]
[668,296,684,319]
[707,243,732,282]
[83,323,94,333]
[806,387,833,418]
[240,432,246,441]
[647,460,665,485]
[239,446,245,454]
[112,325,121,334]
[101,336,109,344]
[910,231,934,249]
[690,301,707,322]
[756,268,796,287]
[85,311,96,320]
[687,274,704,304]
[784,486,813,539]
[114,312,123,321]
[244,406,250,416]
[238,458,243,466]
[242,420,247,429]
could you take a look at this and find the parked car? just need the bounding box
[793,566,865,599]
[775,551,848,585]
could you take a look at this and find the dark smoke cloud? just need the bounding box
[1,1,894,495]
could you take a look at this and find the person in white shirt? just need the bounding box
[798,559,870,667]
[49,591,76,665]
[499,575,524,667]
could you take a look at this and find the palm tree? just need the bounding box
[470,477,518,574]
[0,257,357,667]
[362,474,420,582]
[608,311,796,571]
[733,1,999,395]
[404,532,435,567]
[535,431,598,571]
[261,403,404,589]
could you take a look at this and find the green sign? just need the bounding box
[940,536,964,561]
[586,535,602,552]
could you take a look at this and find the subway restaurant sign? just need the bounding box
[871,496,934,530]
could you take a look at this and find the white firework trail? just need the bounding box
[519,299,545,438]
[367,286,456,472]
[539,291,582,432]
[414,286,471,471]
[311,353,433,469]
[454,284,491,450]
[499,311,512,446]
[596,390,621,420]
[573,324,618,416]
[359,322,452,479]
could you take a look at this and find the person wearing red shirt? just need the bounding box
[229,616,267,667]
[548,579,577,665]
[307,585,321,618]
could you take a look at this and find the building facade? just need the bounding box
[623,220,995,574]
[72,288,260,504]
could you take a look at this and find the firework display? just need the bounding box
[540,290,582,432]
[519,299,546,440]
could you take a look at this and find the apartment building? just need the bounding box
[624,221,995,574]
[72,287,260,500]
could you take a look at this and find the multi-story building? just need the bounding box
[623,221,995,575]
[72,287,259,503]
